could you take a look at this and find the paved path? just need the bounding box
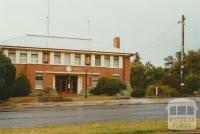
[0,103,200,128]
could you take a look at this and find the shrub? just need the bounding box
[185,75,200,94]
[90,77,127,96]
[158,85,177,97]
[12,74,31,97]
[0,53,16,101]
[145,85,156,96]
[30,87,58,96]
[131,89,145,97]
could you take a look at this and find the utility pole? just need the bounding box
[85,70,88,98]
[178,15,185,92]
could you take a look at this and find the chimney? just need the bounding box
[113,37,120,48]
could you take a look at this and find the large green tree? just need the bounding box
[0,52,16,101]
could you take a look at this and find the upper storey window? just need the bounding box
[54,52,61,64]
[8,50,16,63]
[65,53,70,65]
[85,54,91,65]
[95,55,101,66]
[31,51,38,64]
[104,55,110,67]
[75,54,81,65]
[20,51,27,64]
[113,56,119,67]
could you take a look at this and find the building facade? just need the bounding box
[0,35,133,95]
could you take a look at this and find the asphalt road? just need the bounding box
[0,103,200,128]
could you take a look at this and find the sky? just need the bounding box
[0,0,199,66]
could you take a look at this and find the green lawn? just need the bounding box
[0,119,199,134]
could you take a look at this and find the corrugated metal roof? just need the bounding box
[0,34,132,54]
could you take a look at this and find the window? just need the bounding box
[54,52,61,64]
[8,50,16,63]
[112,75,120,79]
[113,56,119,67]
[170,106,176,115]
[92,75,99,87]
[104,55,110,67]
[65,53,70,65]
[35,73,43,89]
[177,106,186,115]
[95,55,101,66]
[43,51,49,64]
[75,54,81,65]
[85,54,91,65]
[31,51,38,64]
[20,51,27,63]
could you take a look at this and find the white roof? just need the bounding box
[0,34,132,55]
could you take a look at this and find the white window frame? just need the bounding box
[35,73,43,89]
[113,56,119,68]
[75,54,81,65]
[104,55,110,67]
[92,75,99,87]
[54,52,61,64]
[95,55,101,66]
[8,50,16,63]
[31,51,38,64]
[20,51,27,64]
[65,53,70,65]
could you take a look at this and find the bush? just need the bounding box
[145,85,155,96]
[90,77,127,96]
[30,87,58,96]
[0,53,16,101]
[131,89,145,97]
[185,75,200,94]
[158,85,177,97]
[12,74,31,97]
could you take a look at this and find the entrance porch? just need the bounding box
[54,75,82,95]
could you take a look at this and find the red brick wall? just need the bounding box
[14,55,131,91]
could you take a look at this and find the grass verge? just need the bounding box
[1,119,199,134]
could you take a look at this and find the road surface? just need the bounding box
[0,103,200,128]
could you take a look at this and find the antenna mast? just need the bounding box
[47,0,50,36]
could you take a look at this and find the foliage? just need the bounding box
[146,85,155,96]
[12,73,31,97]
[90,77,127,96]
[130,61,146,89]
[131,89,145,97]
[185,75,200,94]
[0,53,16,101]
[161,74,180,90]
[158,85,177,97]
[30,87,58,96]
[131,49,200,96]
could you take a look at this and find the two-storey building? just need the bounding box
[0,34,133,95]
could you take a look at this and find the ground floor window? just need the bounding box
[92,75,99,87]
[35,73,43,89]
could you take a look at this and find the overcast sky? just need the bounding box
[0,0,199,66]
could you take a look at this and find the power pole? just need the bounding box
[178,15,185,92]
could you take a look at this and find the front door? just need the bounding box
[55,75,78,95]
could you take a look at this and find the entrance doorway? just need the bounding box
[55,75,78,95]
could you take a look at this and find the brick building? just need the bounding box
[0,35,133,95]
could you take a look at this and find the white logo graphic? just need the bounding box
[166,98,198,130]
[66,66,72,72]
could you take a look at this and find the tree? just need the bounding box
[144,61,156,86]
[0,52,16,101]
[12,73,31,97]
[131,61,146,89]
